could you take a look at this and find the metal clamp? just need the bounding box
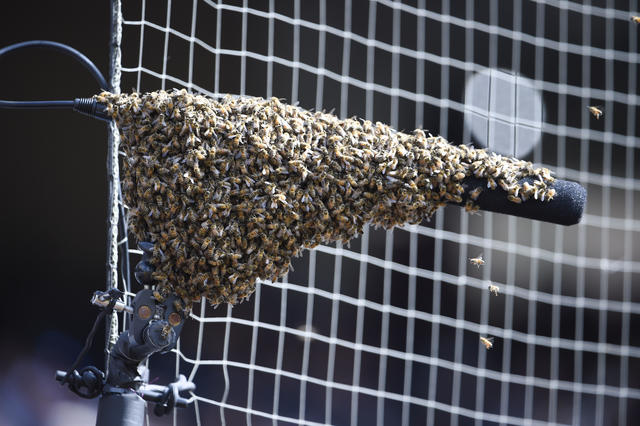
[58,288,195,418]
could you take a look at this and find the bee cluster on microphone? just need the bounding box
[98,89,556,308]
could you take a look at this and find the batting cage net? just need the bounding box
[109,0,640,425]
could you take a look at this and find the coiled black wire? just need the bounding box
[0,40,111,120]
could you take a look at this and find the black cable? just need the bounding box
[62,288,124,385]
[0,40,111,121]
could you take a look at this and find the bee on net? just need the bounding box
[588,105,603,119]
[480,336,494,350]
[632,15,640,24]
[464,200,480,215]
[469,254,485,268]
[488,284,499,296]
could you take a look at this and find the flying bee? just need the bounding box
[480,336,494,350]
[469,254,485,268]
[588,105,603,119]
[632,15,640,24]
[286,238,296,250]
[488,284,500,296]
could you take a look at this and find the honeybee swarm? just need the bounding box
[97,89,556,306]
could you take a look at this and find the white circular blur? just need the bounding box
[464,69,543,158]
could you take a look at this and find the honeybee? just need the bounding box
[632,15,640,24]
[543,188,556,201]
[469,254,485,268]
[327,196,336,210]
[201,237,212,250]
[486,177,497,190]
[152,271,168,282]
[469,186,483,200]
[507,194,523,204]
[480,336,494,350]
[336,214,350,223]
[453,171,466,181]
[153,290,165,302]
[473,166,486,178]
[160,323,172,338]
[488,284,499,296]
[498,179,510,192]
[173,299,184,312]
[464,201,480,215]
[588,105,603,119]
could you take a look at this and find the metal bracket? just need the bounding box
[57,287,195,419]
[106,288,187,388]
[138,375,196,416]
[55,366,104,399]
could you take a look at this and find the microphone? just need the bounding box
[96,89,587,306]
[458,177,586,226]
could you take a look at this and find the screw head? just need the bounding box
[138,305,152,320]
[168,312,182,326]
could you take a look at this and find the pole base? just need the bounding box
[96,391,146,426]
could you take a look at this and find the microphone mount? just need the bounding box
[57,287,195,420]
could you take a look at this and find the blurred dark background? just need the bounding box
[0,1,111,424]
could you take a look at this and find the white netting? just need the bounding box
[112,0,640,424]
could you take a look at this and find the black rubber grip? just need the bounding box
[459,178,586,226]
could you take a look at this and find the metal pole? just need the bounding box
[99,0,141,424]
[96,392,146,426]
[105,0,123,358]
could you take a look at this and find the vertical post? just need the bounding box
[96,392,146,426]
[99,1,146,425]
[105,0,123,358]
